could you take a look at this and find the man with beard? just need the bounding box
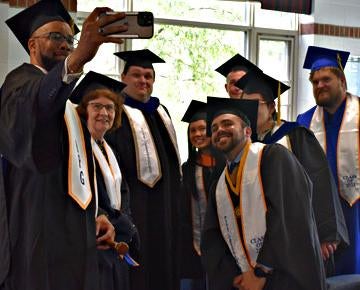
[297,46,360,275]
[0,1,128,289]
[234,68,348,277]
[106,49,182,290]
[201,97,326,290]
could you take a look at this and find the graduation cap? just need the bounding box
[70,71,127,104]
[303,46,350,72]
[181,100,207,123]
[206,96,258,140]
[5,0,80,54]
[235,69,290,101]
[235,69,289,125]
[114,49,165,73]
[215,53,259,78]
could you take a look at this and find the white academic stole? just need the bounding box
[92,139,122,210]
[310,94,360,205]
[123,104,181,187]
[64,100,94,210]
[272,122,292,151]
[191,165,208,256]
[216,142,267,272]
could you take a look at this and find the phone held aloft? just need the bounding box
[99,11,154,39]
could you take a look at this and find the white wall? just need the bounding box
[0,4,28,85]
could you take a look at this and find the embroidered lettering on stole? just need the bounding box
[64,101,93,210]
[123,105,162,187]
[92,139,122,210]
[310,95,360,205]
[123,104,182,187]
[191,165,208,256]
[216,142,267,271]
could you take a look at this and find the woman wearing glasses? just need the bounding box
[73,71,139,290]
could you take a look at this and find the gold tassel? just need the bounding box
[277,81,281,125]
[337,53,344,72]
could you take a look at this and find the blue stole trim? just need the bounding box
[296,106,317,128]
[124,94,160,114]
[262,121,299,144]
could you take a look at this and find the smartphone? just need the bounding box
[100,12,154,39]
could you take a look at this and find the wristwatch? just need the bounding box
[254,266,271,278]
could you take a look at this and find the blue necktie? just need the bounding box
[228,161,238,173]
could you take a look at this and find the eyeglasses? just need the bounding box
[33,32,77,48]
[88,102,116,113]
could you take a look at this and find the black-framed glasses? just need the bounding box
[88,102,116,113]
[33,32,77,48]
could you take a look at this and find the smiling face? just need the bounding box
[189,119,211,151]
[86,96,115,140]
[225,70,247,99]
[211,113,251,160]
[121,66,155,103]
[29,20,73,71]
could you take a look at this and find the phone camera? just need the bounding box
[137,12,153,26]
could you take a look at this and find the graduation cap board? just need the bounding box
[303,46,350,72]
[181,100,207,123]
[114,49,165,72]
[235,69,290,125]
[206,96,259,140]
[5,0,80,54]
[215,53,259,78]
[70,71,127,104]
[235,69,290,102]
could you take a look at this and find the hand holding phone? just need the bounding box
[98,11,154,39]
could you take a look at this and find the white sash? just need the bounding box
[123,105,162,187]
[216,142,267,271]
[64,101,93,209]
[191,165,208,256]
[157,105,182,172]
[272,123,292,151]
[92,139,122,210]
[310,95,360,205]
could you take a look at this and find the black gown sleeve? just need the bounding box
[289,127,349,247]
[201,174,239,290]
[257,144,326,290]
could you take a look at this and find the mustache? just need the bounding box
[214,132,231,141]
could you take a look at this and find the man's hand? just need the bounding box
[96,214,115,250]
[68,8,128,72]
[321,241,338,260]
[233,269,266,290]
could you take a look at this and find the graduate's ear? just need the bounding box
[28,37,36,54]
[244,126,252,138]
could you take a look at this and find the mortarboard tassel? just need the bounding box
[277,81,281,125]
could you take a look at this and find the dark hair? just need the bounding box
[122,63,156,79]
[76,88,124,132]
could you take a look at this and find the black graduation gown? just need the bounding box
[95,155,140,290]
[106,99,182,290]
[264,124,348,246]
[0,63,99,290]
[201,143,326,290]
[180,156,225,279]
[263,124,349,275]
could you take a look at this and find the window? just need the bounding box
[257,35,295,120]
[345,56,360,96]
[76,0,299,161]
